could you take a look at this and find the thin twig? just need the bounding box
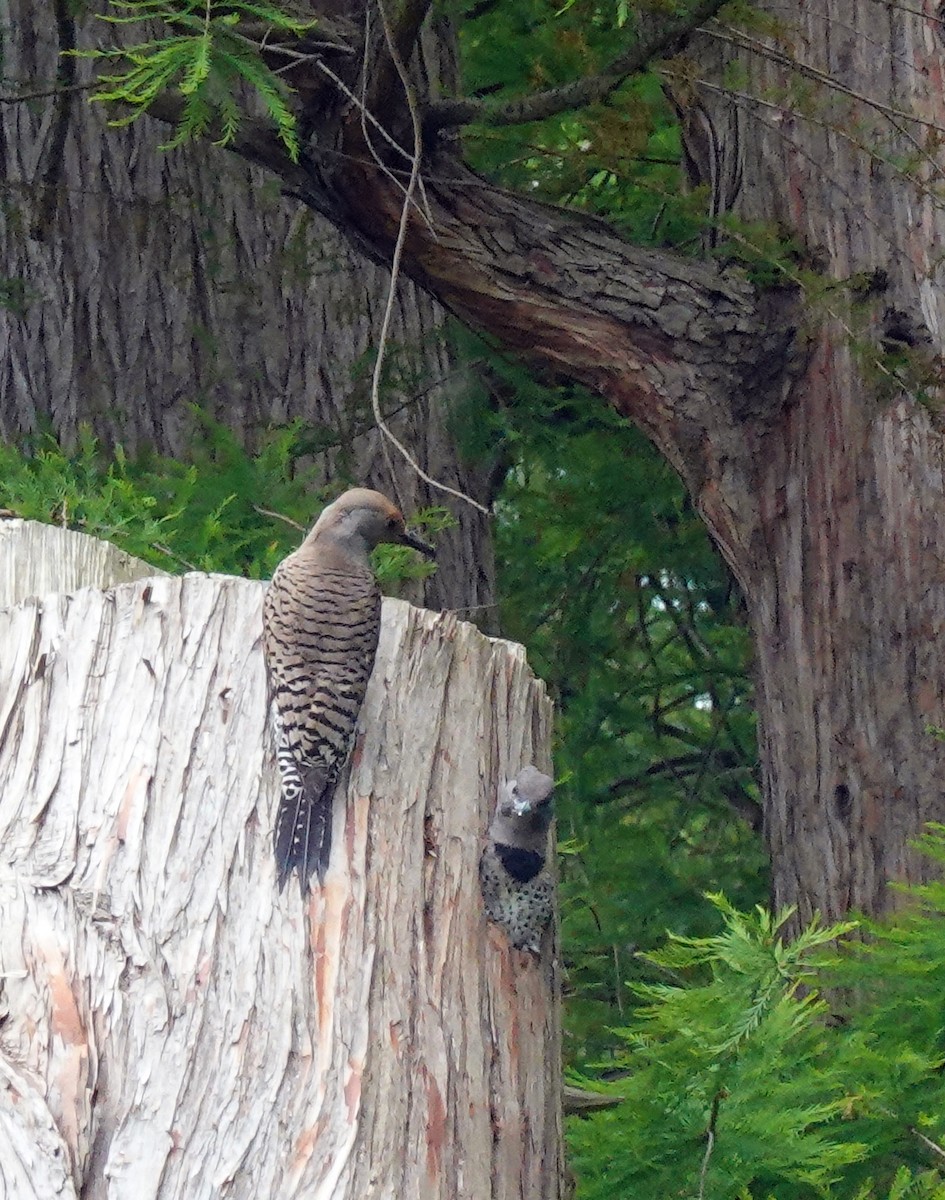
[359,4,413,225]
[152,542,198,572]
[252,504,306,533]
[710,24,943,181]
[668,52,945,257]
[612,943,624,1015]
[688,77,937,254]
[311,56,434,230]
[868,0,945,26]
[608,749,747,793]
[763,3,923,75]
[369,0,491,516]
[314,57,411,164]
[364,5,405,503]
[359,5,411,237]
[0,79,101,104]
[692,76,945,219]
[911,1126,945,1164]
[240,35,355,58]
[707,24,945,139]
[698,1089,726,1200]
[363,4,432,229]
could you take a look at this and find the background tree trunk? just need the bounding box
[0,3,496,621]
[0,522,560,1199]
[690,2,945,922]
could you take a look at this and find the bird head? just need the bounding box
[313,488,436,559]
[499,765,555,820]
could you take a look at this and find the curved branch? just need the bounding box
[325,126,799,535]
[424,0,730,130]
[137,24,801,576]
[608,749,747,792]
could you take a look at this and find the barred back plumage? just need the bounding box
[264,553,381,887]
[262,489,434,890]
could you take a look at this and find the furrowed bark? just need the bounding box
[0,523,560,1198]
[692,0,945,922]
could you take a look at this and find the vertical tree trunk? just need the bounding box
[0,523,560,1198]
[694,2,945,920]
[0,3,496,621]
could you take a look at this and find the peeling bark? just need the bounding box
[0,518,166,609]
[0,523,560,1198]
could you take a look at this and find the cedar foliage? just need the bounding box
[0,420,443,587]
[569,832,945,1199]
[77,0,312,158]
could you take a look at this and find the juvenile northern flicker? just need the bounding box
[263,488,434,890]
[480,765,555,954]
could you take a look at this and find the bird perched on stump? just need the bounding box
[480,765,555,954]
[262,488,435,890]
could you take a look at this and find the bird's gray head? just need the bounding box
[499,765,555,820]
[311,488,435,560]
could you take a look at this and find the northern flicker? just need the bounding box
[262,488,434,890]
[480,765,555,954]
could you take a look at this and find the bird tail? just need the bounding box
[274,763,335,891]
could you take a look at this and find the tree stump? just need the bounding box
[0,525,560,1199]
[0,517,167,609]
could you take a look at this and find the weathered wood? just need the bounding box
[0,518,167,610]
[563,1085,624,1115]
[0,548,559,1196]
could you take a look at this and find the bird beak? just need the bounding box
[401,530,436,559]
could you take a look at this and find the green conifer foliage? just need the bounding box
[77,0,313,159]
[569,832,945,1200]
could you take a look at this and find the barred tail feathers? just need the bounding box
[274,746,336,890]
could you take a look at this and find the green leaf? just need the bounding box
[77,0,309,159]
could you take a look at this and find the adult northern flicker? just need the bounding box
[263,488,434,890]
[480,765,555,954]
